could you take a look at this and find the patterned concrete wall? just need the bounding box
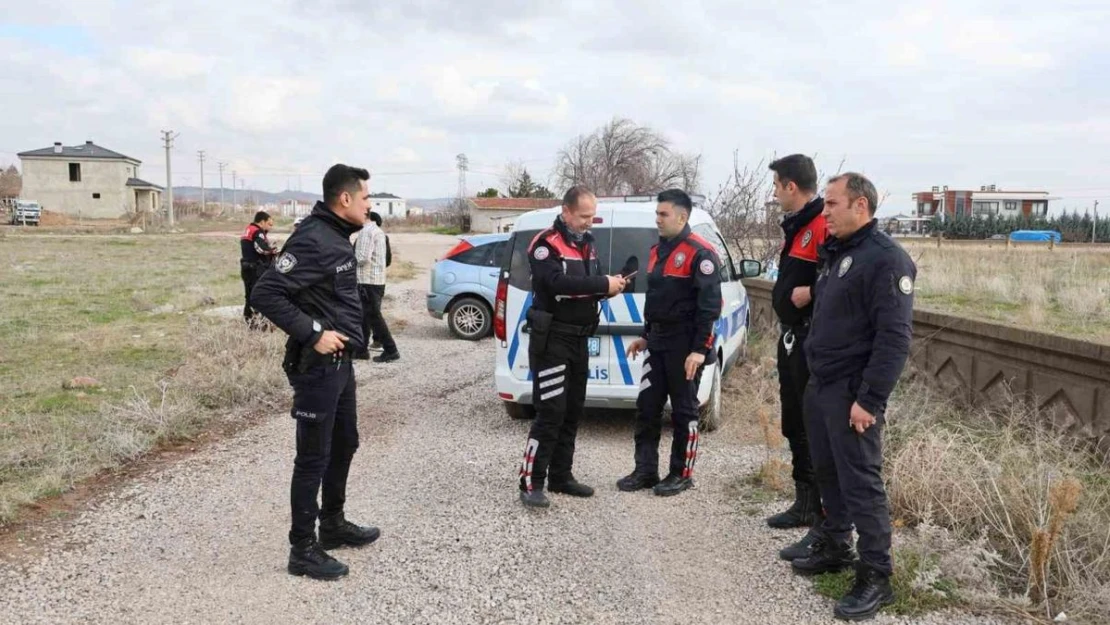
[743,278,1110,447]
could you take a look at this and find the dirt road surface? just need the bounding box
[0,233,1006,624]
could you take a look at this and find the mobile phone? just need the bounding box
[622,270,638,279]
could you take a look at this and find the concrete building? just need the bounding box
[17,141,162,219]
[468,197,562,233]
[370,193,407,218]
[912,185,1056,220]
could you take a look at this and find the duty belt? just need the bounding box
[550,319,596,337]
[781,318,811,356]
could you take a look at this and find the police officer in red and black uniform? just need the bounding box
[240,210,277,326]
[517,186,627,508]
[618,189,722,497]
[790,173,916,622]
[765,156,829,556]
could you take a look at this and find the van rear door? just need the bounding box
[601,209,659,389]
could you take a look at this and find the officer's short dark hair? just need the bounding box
[368,211,383,227]
[562,185,594,210]
[829,172,879,215]
[657,189,693,214]
[253,211,271,224]
[323,164,370,207]
[768,154,818,193]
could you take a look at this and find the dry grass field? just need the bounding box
[901,241,1110,343]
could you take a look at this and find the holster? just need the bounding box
[525,308,553,355]
[281,323,335,375]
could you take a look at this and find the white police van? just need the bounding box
[492,195,762,430]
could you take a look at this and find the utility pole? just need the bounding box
[1094,200,1100,244]
[232,170,237,210]
[161,130,179,227]
[456,153,469,198]
[197,150,206,215]
[217,162,227,209]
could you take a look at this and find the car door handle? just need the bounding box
[488,272,499,277]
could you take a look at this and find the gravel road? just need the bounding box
[0,234,1009,624]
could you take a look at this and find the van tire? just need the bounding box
[698,362,723,432]
[505,402,536,420]
[448,297,491,340]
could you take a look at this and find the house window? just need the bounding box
[92,193,101,199]
[69,163,81,182]
[388,201,393,214]
[1004,201,1018,212]
[955,198,966,215]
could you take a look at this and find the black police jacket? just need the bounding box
[527,216,609,327]
[642,225,723,357]
[240,222,274,266]
[250,201,365,353]
[772,197,827,328]
[804,219,917,415]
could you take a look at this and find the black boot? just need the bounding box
[791,537,857,576]
[767,481,822,529]
[834,564,895,621]
[287,537,349,580]
[549,477,594,497]
[779,526,825,561]
[318,513,381,550]
[519,489,550,508]
[373,350,400,363]
[652,474,694,497]
[616,472,660,492]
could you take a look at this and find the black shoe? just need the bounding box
[287,537,349,580]
[780,526,826,561]
[318,513,381,550]
[616,472,660,492]
[652,474,694,497]
[352,351,371,361]
[549,479,594,497]
[791,538,857,576]
[834,565,895,621]
[767,481,823,529]
[373,351,400,363]
[519,489,550,508]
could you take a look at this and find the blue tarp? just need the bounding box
[1009,230,1062,242]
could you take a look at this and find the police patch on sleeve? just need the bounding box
[275,252,298,274]
[898,275,914,294]
[699,259,715,275]
[533,246,550,261]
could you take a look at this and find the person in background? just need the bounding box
[353,210,399,362]
[240,211,277,327]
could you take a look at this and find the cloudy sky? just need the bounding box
[1,0,1107,216]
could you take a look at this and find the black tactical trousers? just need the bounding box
[633,349,703,479]
[358,284,396,353]
[804,374,893,574]
[288,360,360,545]
[778,327,816,486]
[519,331,588,492]
[241,263,261,323]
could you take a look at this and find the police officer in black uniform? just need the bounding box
[790,173,916,622]
[240,210,277,327]
[251,164,381,580]
[765,156,829,550]
[518,186,627,508]
[618,189,722,497]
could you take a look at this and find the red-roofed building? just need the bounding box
[468,197,562,232]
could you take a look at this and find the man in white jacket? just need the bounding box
[353,211,399,362]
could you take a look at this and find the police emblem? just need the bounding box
[699,259,715,275]
[898,275,914,294]
[801,230,813,248]
[275,252,298,274]
[837,256,853,277]
[674,252,687,268]
[533,246,550,261]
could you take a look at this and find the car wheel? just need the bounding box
[505,401,536,420]
[448,297,491,340]
[698,361,723,432]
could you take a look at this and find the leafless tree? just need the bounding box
[0,164,22,199]
[554,117,701,195]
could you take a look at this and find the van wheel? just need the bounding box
[505,402,536,420]
[698,362,723,432]
[448,297,491,340]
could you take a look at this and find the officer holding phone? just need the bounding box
[517,186,628,508]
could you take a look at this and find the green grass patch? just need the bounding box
[813,551,961,617]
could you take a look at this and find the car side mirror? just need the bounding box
[735,259,762,279]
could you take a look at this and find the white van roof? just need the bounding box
[510,196,715,232]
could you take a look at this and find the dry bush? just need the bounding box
[885,376,1110,623]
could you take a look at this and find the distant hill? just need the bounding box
[172,187,321,204]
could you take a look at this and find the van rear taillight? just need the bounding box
[493,276,508,341]
[443,239,474,260]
